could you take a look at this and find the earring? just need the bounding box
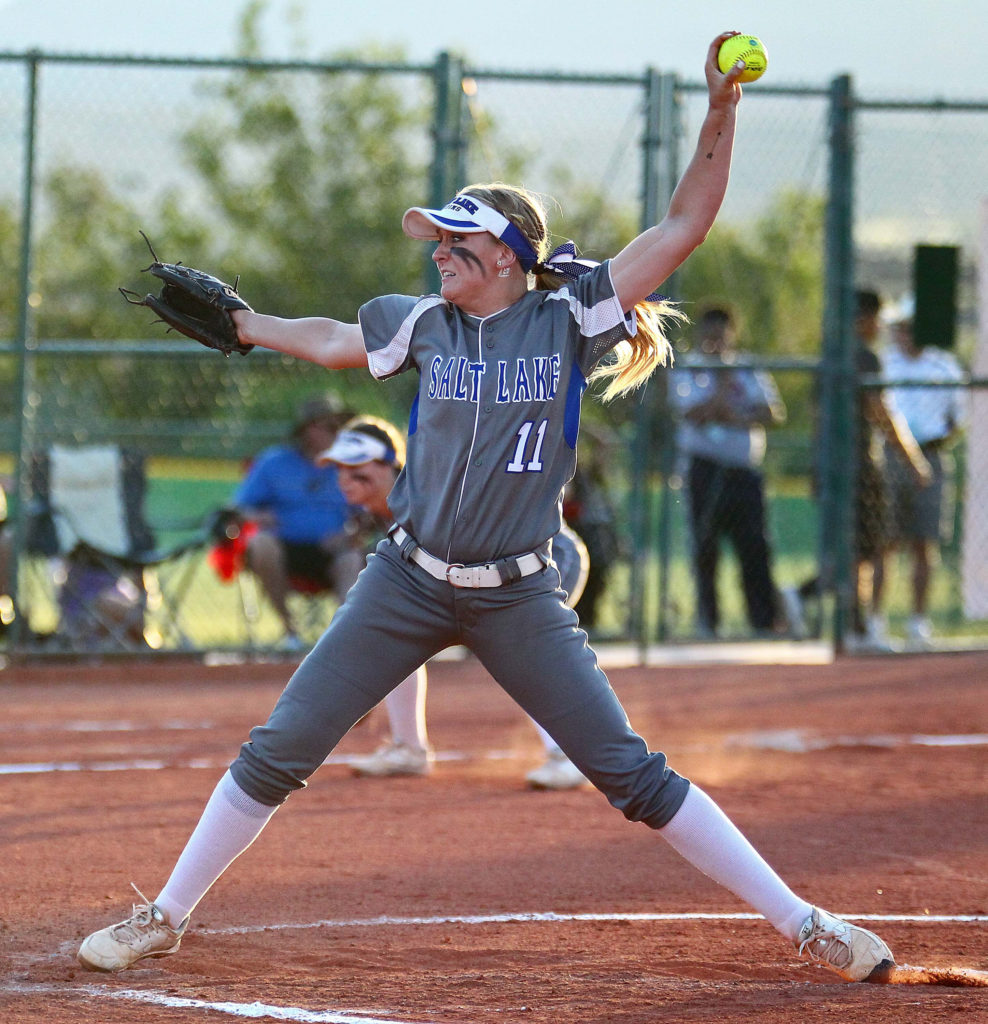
[498,262,510,278]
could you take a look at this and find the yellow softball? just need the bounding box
[717,34,768,83]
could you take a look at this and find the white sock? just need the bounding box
[385,667,430,752]
[659,785,812,940]
[154,770,278,928]
[532,719,562,756]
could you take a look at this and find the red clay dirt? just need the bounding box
[1,650,986,1023]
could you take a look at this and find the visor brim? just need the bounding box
[401,207,488,240]
[316,430,393,467]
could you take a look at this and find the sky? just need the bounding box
[0,0,985,100]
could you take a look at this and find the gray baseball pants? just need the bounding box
[230,536,690,828]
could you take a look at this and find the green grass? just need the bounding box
[589,485,986,645]
[12,463,986,652]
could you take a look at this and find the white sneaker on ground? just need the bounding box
[905,615,934,651]
[780,586,808,639]
[525,749,589,790]
[77,885,188,972]
[350,741,433,777]
[795,907,894,982]
[845,627,895,654]
[866,614,892,649]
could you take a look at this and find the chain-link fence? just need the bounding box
[0,49,985,659]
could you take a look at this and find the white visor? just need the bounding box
[401,194,538,271]
[317,430,393,467]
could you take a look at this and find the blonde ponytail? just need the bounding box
[588,300,685,402]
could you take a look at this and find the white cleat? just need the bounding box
[77,884,188,973]
[525,749,589,791]
[795,907,895,982]
[350,741,433,777]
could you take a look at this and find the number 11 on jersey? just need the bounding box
[506,419,547,473]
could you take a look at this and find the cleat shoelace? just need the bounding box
[109,883,165,946]
[798,918,852,969]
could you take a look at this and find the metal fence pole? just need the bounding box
[628,67,663,650]
[653,71,682,646]
[819,74,857,650]
[9,53,40,652]
[426,51,465,294]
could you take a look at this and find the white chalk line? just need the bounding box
[7,909,985,1024]
[5,983,437,1024]
[0,718,215,734]
[0,757,224,775]
[3,729,987,776]
[725,729,988,752]
[0,749,507,776]
[199,909,988,936]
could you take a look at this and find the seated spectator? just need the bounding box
[232,395,362,650]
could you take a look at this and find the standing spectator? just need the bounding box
[783,290,932,649]
[843,290,931,649]
[878,307,965,649]
[233,394,362,650]
[669,306,786,638]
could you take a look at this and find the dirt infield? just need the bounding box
[1,650,986,1023]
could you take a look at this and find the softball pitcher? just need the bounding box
[79,34,894,984]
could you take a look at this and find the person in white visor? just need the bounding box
[321,416,591,790]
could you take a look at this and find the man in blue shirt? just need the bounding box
[233,395,361,649]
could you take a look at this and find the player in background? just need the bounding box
[78,35,895,984]
[323,415,590,790]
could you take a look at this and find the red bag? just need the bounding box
[207,519,259,583]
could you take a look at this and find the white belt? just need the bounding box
[390,526,544,588]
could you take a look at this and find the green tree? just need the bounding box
[0,201,19,341]
[141,3,433,418]
[32,168,150,341]
[676,188,825,355]
[675,188,826,474]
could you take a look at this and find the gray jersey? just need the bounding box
[358,261,631,564]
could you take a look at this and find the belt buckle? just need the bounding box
[445,562,466,587]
